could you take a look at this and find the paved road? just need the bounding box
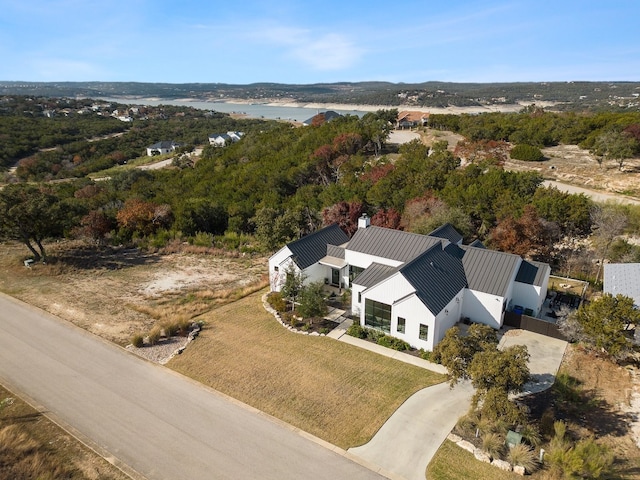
[0,294,385,480]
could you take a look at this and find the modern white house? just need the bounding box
[146,141,180,156]
[269,215,550,351]
[208,131,244,147]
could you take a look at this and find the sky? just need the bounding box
[1,0,639,84]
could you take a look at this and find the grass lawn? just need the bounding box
[169,290,445,449]
[426,440,520,480]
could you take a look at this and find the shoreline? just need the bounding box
[107,95,546,115]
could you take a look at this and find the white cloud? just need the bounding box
[290,33,363,71]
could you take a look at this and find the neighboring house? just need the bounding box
[302,111,342,126]
[603,263,640,307]
[269,216,550,351]
[396,111,430,129]
[208,131,244,147]
[146,141,180,156]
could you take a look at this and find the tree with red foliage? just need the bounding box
[362,163,395,184]
[116,198,172,236]
[321,201,365,236]
[76,210,113,244]
[371,208,402,230]
[332,133,362,155]
[489,205,558,258]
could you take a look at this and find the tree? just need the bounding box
[76,210,113,245]
[370,208,402,230]
[321,201,365,236]
[297,282,328,319]
[432,324,498,385]
[281,263,305,311]
[510,144,545,162]
[591,205,627,283]
[116,198,172,237]
[591,130,637,170]
[562,293,639,359]
[0,183,63,260]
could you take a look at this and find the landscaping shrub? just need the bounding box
[377,334,410,351]
[162,321,179,337]
[481,432,504,459]
[267,292,287,312]
[510,144,545,161]
[131,333,144,348]
[147,327,162,346]
[419,349,433,361]
[508,443,539,473]
[346,323,368,338]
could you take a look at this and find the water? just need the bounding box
[100,97,368,122]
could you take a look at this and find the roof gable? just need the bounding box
[428,223,463,245]
[287,224,349,269]
[347,226,442,263]
[515,260,548,286]
[461,246,521,296]
[353,262,398,288]
[400,244,467,315]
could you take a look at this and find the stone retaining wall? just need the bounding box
[446,433,527,476]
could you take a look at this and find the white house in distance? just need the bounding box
[146,141,180,156]
[208,131,244,147]
[603,263,640,307]
[269,215,550,351]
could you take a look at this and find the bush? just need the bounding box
[147,327,162,346]
[510,144,545,161]
[162,321,179,337]
[419,349,433,361]
[377,334,410,351]
[508,443,539,473]
[267,292,287,312]
[346,323,368,338]
[481,432,504,459]
[131,333,144,348]
[191,231,214,247]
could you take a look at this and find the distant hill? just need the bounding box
[1,80,639,111]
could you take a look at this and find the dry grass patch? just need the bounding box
[426,440,520,480]
[169,290,445,449]
[0,385,128,480]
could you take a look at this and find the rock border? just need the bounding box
[262,293,327,337]
[447,433,530,475]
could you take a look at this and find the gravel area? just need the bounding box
[126,336,190,364]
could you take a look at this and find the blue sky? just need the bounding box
[1,0,638,84]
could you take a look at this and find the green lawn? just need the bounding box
[169,290,445,449]
[427,440,521,480]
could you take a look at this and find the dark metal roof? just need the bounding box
[347,226,442,263]
[400,244,467,315]
[460,246,521,296]
[353,263,398,288]
[288,224,349,269]
[428,223,463,245]
[515,260,548,286]
[469,239,486,249]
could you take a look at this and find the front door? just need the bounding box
[331,268,340,286]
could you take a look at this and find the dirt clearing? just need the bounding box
[0,241,267,345]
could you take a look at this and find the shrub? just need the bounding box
[162,321,179,337]
[131,333,144,348]
[508,443,539,473]
[267,292,287,312]
[346,323,368,338]
[191,231,214,247]
[419,349,433,361]
[377,334,410,351]
[147,327,162,346]
[481,432,504,459]
[510,144,545,161]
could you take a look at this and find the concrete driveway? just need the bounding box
[499,329,568,394]
[349,381,474,480]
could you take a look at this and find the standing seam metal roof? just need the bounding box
[400,244,468,315]
[427,223,463,245]
[347,226,442,263]
[287,224,350,269]
[515,260,548,287]
[460,246,521,296]
[352,263,398,288]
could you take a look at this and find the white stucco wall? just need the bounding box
[461,289,505,329]
[393,294,435,350]
[511,282,543,316]
[344,250,403,270]
[268,247,294,291]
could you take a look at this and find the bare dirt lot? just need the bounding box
[0,241,267,346]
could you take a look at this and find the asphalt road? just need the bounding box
[0,293,385,480]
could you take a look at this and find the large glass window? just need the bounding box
[419,324,429,341]
[364,299,391,332]
[349,265,365,285]
[397,317,406,334]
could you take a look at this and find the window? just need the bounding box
[364,299,391,333]
[419,324,429,341]
[397,317,406,334]
[274,266,279,272]
[349,265,365,286]
[357,292,362,303]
